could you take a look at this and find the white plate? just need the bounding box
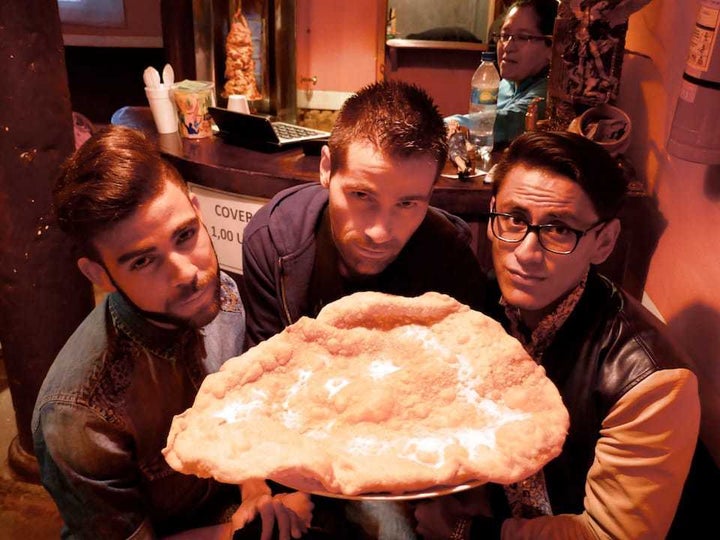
[271,478,485,501]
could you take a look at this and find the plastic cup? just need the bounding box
[171,80,216,139]
[145,86,178,134]
[227,94,250,114]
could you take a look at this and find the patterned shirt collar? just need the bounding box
[501,272,588,362]
[108,292,189,361]
[107,271,239,362]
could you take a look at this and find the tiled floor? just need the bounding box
[0,356,63,539]
[0,290,106,539]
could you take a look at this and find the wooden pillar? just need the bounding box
[161,0,197,82]
[0,0,94,481]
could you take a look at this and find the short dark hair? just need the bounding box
[509,0,558,36]
[328,80,448,178]
[491,131,628,220]
[53,125,188,258]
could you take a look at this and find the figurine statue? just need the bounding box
[546,0,653,130]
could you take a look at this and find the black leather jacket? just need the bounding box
[484,271,705,535]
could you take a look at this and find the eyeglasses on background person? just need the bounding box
[492,32,552,45]
[488,210,607,254]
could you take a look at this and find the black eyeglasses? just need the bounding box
[488,211,606,255]
[492,32,552,45]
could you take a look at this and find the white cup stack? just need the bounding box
[227,94,250,114]
[144,64,177,134]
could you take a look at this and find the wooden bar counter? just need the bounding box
[112,106,664,300]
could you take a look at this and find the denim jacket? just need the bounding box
[32,272,245,539]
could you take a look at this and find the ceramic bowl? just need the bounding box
[568,103,632,157]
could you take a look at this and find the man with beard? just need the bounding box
[32,126,312,540]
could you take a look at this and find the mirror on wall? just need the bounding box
[387,0,503,43]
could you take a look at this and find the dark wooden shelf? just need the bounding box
[112,106,664,300]
[386,38,487,72]
[386,38,487,52]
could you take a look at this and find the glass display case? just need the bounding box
[162,0,297,121]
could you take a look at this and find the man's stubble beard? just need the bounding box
[108,265,222,329]
[103,233,223,330]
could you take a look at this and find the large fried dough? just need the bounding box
[163,292,568,496]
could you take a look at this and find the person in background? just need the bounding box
[448,0,558,146]
[32,125,311,540]
[242,79,486,349]
[414,131,703,539]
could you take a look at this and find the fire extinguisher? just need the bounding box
[667,0,720,164]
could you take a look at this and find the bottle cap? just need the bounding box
[481,51,496,62]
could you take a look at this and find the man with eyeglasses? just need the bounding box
[414,131,708,539]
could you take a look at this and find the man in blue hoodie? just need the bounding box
[242,80,487,350]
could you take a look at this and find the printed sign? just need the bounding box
[188,183,267,274]
[688,2,720,72]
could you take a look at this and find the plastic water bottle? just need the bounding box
[469,51,500,167]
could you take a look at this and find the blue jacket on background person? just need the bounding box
[446,68,548,147]
[446,0,556,147]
